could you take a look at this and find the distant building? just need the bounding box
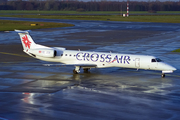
[0,0,7,5]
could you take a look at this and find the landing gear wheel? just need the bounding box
[161,74,165,78]
[73,69,78,74]
[83,68,90,73]
[73,66,81,74]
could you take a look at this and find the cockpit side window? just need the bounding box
[151,59,156,62]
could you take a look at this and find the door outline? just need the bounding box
[135,58,140,68]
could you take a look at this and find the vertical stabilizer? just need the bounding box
[15,30,36,52]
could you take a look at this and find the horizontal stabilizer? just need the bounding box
[15,29,31,34]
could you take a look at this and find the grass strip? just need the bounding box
[0,20,74,31]
[172,49,180,52]
[2,14,180,23]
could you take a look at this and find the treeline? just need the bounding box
[0,0,180,11]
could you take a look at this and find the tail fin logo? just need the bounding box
[22,35,31,49]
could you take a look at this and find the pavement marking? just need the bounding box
[0,51,29,58]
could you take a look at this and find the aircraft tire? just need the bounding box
[73,69,78,74]
[161,74,165,78]
[83,68,89,73]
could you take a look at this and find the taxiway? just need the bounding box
[0,17,180,120]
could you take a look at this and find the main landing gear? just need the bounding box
[73,66,80,74]
[73,66,90,74]
[83,68,90,73]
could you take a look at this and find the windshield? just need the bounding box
[156,58,163,62]
[151,58,163,62]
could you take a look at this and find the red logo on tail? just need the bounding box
[22,35,31,49]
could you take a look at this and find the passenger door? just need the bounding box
[135,58,140,68]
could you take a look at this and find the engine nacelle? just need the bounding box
[29,48,56,58]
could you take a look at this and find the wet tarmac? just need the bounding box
[0,17,180,120]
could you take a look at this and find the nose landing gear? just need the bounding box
[161,73,165,78]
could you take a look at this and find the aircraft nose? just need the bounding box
[167,64,176,71]
[161,63,177,74]
[171,66,177,71]
[161,63,177,71]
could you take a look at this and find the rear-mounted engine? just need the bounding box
[29,49,57,58]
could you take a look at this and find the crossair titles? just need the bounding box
[76,52,130,64]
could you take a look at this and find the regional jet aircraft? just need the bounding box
[15,30,176,78]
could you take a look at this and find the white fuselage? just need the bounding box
[33,46,176,73]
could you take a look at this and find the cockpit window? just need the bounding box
[151,59,156,62]
[156,58,162,62]
[151,58,163,62]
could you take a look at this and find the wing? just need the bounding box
[43,63,97,68]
